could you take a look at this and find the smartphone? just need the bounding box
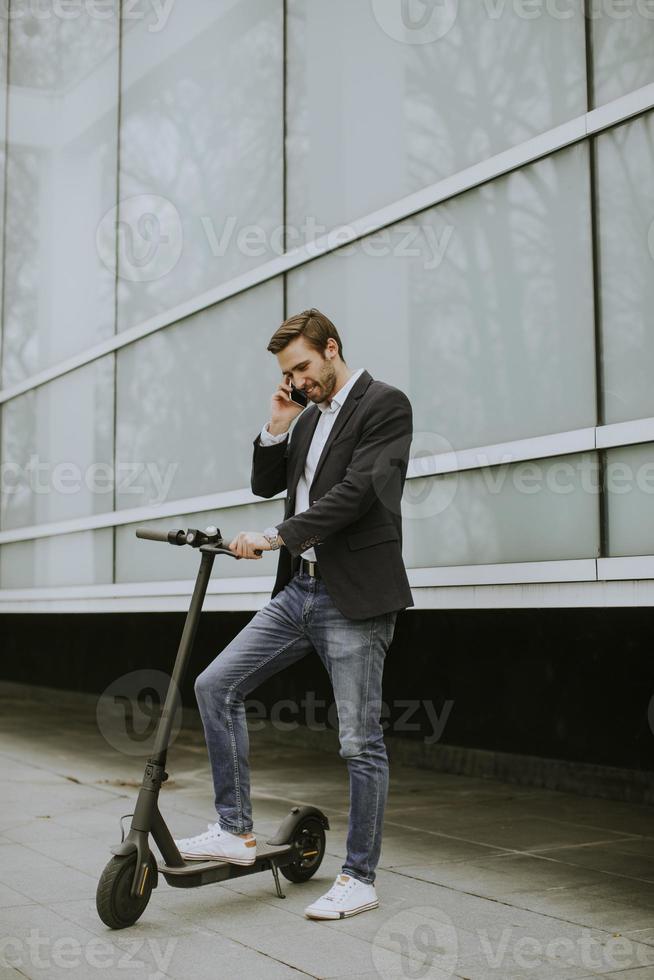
[287,379,308,408]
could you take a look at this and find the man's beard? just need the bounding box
[309,359,337,403]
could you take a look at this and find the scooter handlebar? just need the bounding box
[135,527,187,545]
[134,526,263,557]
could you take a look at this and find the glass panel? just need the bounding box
[0,529,113,588]
[592,3,654,106]
[2,1,119,387]
[115,278,283,510]
[402,453,600,567]
[115,503,284,583]
[287,0,586,235]
[1,357,114,530]
[0,19,8,366]
[288,143,595,453]
[597,111,654,424]
[117,0,283,333]
[606,443,654,556]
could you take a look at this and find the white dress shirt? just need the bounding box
[259,368,364,561]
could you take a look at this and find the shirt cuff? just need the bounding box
[259,422,289,446]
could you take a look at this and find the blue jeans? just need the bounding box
[194,568,398,885]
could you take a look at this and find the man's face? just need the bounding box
[277,336,338,404]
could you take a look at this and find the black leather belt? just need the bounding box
[300,558,322,579]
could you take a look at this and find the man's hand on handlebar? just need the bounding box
[228,531,284,559]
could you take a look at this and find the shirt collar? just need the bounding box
[317,368,364,414]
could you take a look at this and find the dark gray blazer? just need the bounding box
[250,369,414,620]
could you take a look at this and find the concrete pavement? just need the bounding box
[0,680,653,980]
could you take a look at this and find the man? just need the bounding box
[175,308,414,919]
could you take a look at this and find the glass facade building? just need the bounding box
[1,0,654,613]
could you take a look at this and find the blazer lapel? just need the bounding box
[310,369,372,490]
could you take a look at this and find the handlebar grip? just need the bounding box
[135,527,186,545]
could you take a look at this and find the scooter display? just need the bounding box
[96,525,329,930]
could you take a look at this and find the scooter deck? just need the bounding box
[158,841,295,887]
[159,841,291,874]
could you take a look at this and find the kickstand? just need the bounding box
[270,860,286,899]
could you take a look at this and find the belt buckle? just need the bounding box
[304,559,316,578]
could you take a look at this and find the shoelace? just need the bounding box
[323,875,355,903]
[180,822,225,845]
[181,822,255,845]
[204,821,225,841]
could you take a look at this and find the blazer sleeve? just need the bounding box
[275,390,412,557]
[251,430,289,498]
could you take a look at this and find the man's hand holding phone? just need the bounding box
[267,376,307,436]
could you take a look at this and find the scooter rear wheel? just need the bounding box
[281,816,326,883]
[96,853,155,929]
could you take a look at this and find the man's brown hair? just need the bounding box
[267,308,345,361]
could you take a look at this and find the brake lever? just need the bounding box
[202,544,263,558]
[214,546,239,558]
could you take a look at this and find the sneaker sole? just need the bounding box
[177,851,256,865]
[304,899,379,920]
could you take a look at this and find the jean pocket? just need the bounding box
[384,611,397,647]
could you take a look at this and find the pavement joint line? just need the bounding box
[380,842,654,888]
[5,967,33,980]
[7,840,107,880]
[380,815,652,855]
[520,814,652,840]
[0,750,138,800]
[381,818,545,855]
[495,850,654,888]
[528,836,652,853]
[385,864,654,947]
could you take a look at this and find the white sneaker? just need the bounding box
[304,873,378,920]
[174,821,257,865]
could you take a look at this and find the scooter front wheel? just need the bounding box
[281,816,326,883]
[96,853,155,929]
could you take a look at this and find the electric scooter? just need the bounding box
[96,525,329,930]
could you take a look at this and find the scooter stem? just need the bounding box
[151,549,216,761]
